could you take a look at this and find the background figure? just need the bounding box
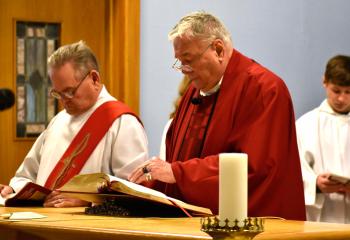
[296,55,350,223]
[130,11,305,220]
[159,76,191,159]
[0,41,148,207]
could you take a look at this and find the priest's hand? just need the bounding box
[128,157,176,184]
[44,190,90,208]
[317,173,344,193]
[0,184,14,197]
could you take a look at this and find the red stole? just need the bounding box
[44,101,139,190]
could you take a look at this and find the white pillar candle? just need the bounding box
[219,153,247,223]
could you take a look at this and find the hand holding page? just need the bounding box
[0,182,51,207]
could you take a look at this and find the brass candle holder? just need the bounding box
[200,216,264,240]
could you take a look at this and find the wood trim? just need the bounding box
[105,0,140,114]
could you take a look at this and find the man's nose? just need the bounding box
[337,93,345,102]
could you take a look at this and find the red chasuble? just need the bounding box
[45,101,140,190]
[154,49,306,220]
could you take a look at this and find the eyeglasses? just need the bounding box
[172,43,212,73]
[50,71,91,99]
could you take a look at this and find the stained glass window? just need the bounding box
[16,21,60,138]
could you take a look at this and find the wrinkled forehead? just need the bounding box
[173,36,205,59]
[49,62,79,83]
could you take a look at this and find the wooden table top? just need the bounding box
[1,207,350,240]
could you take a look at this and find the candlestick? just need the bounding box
[219,153,247,224]
[201,153,264,239]
[200,216,264,240]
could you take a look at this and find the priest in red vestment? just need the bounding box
[129,11,306,220]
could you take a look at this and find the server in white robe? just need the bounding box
[0,41,148,207]
[296,55,350,223]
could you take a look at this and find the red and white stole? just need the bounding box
[44,101,140,190]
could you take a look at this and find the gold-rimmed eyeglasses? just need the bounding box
[50,71,91,100]
[172,43,212,73]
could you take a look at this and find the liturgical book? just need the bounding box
[58,173,212,217]
[0,173,212,217]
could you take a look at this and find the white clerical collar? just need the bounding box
[199,78,223,97]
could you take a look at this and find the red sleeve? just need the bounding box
[171,155,219,213]
[229,72,305,220]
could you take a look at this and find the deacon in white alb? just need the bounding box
[0,41,148,207]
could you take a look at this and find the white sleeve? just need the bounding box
[159,119,172,160]
[296,119,320,206]
[9,131,46,192]
[110,114,148,179]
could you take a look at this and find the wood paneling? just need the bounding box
[105,0,140,113]
[0,0,140,184]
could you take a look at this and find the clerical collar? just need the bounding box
[199,78,223,97]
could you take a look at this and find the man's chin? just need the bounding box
[333,106,350,114]
[65,108,77,116]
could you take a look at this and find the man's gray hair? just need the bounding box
[47,40,99,79]
[168,11,232,45]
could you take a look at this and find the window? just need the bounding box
[16,21,60,138]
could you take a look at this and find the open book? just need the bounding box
[0,182,51,207]
[328,173,350,185]
[58,173,212,217]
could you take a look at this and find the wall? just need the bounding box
[140,0,350,156]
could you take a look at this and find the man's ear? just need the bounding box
[213,40,224,61]
[91,70,100,84]
[322,75,327,88]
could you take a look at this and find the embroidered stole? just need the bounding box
[44,101,139,190]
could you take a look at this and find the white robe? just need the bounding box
[296,99,350,223]
[9,86,148,192]
[159,119,172,160]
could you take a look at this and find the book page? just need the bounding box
[108,175,168,199]
[59,173,107,193]
[108,176,212,215]
[60,173,167,199]
[1,212,47,220]
[0,196,5,206]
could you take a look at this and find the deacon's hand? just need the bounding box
[317,173,345,193]
[0,184,14,197]
[44,190,90,208]
[128,157,176,184]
